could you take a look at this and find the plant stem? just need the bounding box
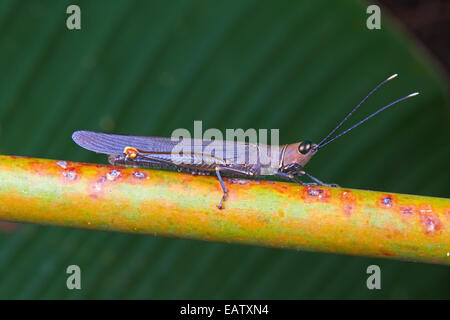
[0,155,448,265]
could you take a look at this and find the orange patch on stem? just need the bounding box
[301,187,330,203]
[88,176,107,199]
[418,204,441,235]
[58,163,82,184]
[378,194,396,209]
[340,190,356,217]
[399,205,415,216]
[445,207,450,221]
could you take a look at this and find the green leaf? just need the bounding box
[0,0,448,299]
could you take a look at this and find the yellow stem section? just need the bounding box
[0,155,449,265]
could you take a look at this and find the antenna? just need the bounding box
[315,74,398,149]
[316,92,419,150]
[313,74,419,150]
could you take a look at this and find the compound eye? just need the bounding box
[298,141,312,155]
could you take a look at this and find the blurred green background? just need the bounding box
[0,0,448,299]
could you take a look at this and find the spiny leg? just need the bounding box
[215,166,255,209]
[215,168,227,209]
[275,171,317,186]
[301,171,340,187]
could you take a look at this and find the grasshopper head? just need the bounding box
[281,141,318,172]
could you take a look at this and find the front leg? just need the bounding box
[275,170,339,187]
[301,171,340,188]
[274,171,318,186]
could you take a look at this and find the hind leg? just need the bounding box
[214,166,255,209]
